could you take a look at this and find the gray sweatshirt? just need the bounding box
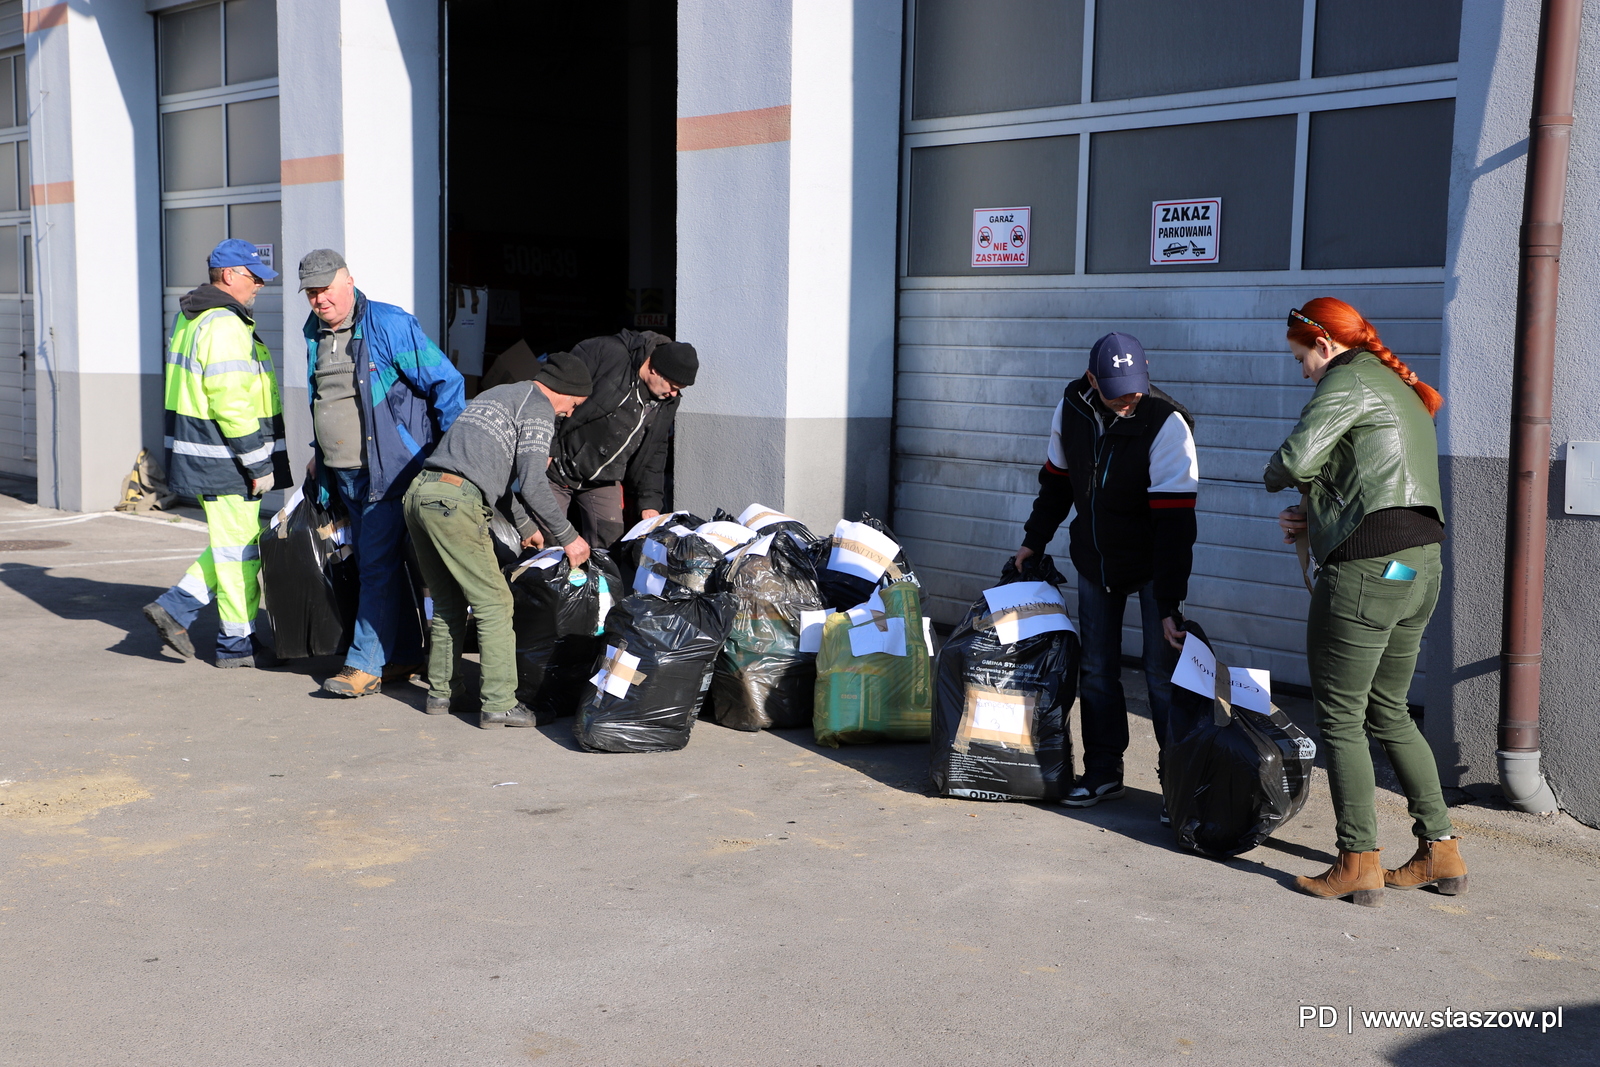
[423,382,578,546]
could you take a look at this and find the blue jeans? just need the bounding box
[1076,575,1180,778]
[331,467,423,675]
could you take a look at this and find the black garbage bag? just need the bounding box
[630,522,731,598]
[736,503,821,549]
[812,513,915,613]
[710,527,826,731]
[506,547,621,710]
[616,511,708,592]
[1162,622,1316,858]
[260,488,358,659]
[573,589,736,752]
[930,555,1078,801]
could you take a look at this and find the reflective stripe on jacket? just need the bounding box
[304,291,466,504]
[163,304,290,498]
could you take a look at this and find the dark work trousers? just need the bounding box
[1075,575,1180,780]
[547,479,626,549]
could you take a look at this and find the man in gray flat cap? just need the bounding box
[298,248,466,697]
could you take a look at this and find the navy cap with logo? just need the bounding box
[1088,331,1149,397]
[207,238,278,281]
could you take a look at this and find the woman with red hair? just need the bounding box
[1265,297,1465,907]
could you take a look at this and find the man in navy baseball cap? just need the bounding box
[207,237,278,281]
[1087,331,1149,400]
[1014,330,1200,814]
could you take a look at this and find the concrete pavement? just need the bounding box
[1,491,1597,1066]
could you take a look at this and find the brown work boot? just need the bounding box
[382,662,422,683]
[1294,848,1385,907]
[323,666,381,697]
[1385,837,1468,894]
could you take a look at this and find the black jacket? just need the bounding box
[1022,379,1198,611]
[549,329,677,512]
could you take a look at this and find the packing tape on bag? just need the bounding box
[829,535,904,581]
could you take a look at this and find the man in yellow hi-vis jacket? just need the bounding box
[144,240,293,667]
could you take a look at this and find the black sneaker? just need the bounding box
[425,695,453,715]
[1060,773,1127,808]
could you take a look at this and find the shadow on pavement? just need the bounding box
[1386,1002,1599,1066]
[782,731,935,795]
[0,561,173,661]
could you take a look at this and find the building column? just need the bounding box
[674,0,901,532]
[26,1,162,512]
[277,0,439,477]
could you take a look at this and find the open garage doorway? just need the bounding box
[443,0,677,390]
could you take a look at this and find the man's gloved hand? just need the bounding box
[251,474,275,496]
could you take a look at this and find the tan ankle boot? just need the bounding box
[1384,837,1467,894]
[1294,848,1385,907]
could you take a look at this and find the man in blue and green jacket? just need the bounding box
[299,249,465,697]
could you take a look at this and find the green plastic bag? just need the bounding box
[813,581,932,747]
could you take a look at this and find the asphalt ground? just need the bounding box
[2,492,1597,1066]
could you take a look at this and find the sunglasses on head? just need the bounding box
[1287,308,1330,338]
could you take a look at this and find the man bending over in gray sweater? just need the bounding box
[403,353,593,728]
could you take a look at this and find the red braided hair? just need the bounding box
[1286,297,1443,416]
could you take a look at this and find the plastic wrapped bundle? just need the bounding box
[1162,622,1316,857]
[616,510,707,590]
[813,580,933,747]
[710,529,827,731]
[260,487,358,659]
[573,588,736,752]
[505,547,621,711]
[738,503,822,549]
[812,513,915,612]
[930,556,1078,802]
[630,524,729,597]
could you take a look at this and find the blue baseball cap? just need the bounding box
[207,238,278,281]
[1088,332,1149,396]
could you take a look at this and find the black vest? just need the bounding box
[1060,379,1193,594]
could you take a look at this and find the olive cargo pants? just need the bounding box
[1306,542,1453,852]
[403,472,517,715]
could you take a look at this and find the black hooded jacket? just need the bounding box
[1021,379,1197,612]
[548,329,677,512]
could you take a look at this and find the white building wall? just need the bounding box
[675,0,901,533]
[1430,0,1600,825]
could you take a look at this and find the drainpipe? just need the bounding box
[1498,0,1583,814]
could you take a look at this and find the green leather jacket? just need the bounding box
[1264,350,1445,562]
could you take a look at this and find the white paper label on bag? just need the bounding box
[738,503,800,531]
[849,615,906,658]
[522,546,565,571]
[621,512,688,542]
[972,696,1027,736]
[981,582,1072,643]
[923,616,935,656]
[696,520,758,556]
[828,520,900,582]
[668,524,694,538]
[742,533,775,558]
[1172,632,1218,699]
[798,610,828,653]
[845,591,887,628]
[634,537,668,596]
[1230,667,1272,714]
[1171,633,1272,711]
[590,646,644,698]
